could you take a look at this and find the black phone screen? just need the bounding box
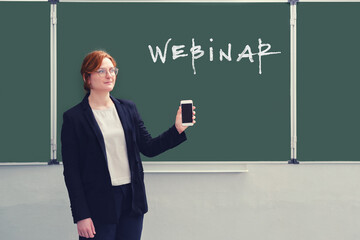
[181,103,193,123]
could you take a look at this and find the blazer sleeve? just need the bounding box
[130,102,187,158]
[61,112,91,223]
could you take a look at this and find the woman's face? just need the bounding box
[88,57,117,93]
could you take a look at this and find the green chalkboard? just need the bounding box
[57,3,290,161]
[2,2,360,163]
[0,3,50,163]
[297,3,360,161]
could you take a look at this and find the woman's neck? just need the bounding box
[88,91,113,110]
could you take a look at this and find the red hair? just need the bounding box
[80,50,117,92]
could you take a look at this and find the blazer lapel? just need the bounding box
[81,93,108,162]
[111,96,137,173]
[110,96,132,145]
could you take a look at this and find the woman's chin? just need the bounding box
[105,85,114,91]
[92,87,114,93]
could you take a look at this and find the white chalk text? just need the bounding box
[148,38,281,75]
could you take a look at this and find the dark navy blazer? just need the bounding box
[61,93,187,224]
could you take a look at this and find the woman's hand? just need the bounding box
[77,218,96,238]
[175,106,196,134]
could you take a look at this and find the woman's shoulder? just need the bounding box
[112,97,137,109]
[116,98,135,106]
[63,102,83,118]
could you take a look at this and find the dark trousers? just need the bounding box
[80,183,144,240]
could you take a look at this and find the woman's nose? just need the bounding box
[105,70,112,78]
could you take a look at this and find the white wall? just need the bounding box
[0,163,359,240]
[143,163,360,240]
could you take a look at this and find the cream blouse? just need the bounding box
[92,104,131,186]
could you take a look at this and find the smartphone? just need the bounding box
[180,100,193,126]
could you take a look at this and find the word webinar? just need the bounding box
[148,38,281,75]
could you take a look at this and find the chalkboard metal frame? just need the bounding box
[59,0,288,2]
[49,2,59,164]
[0,161,248,173]
[0,0,47,1]
[290,2,298,164]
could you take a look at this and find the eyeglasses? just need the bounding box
[94,67,119,77]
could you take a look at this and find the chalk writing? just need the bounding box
[148,38,281,75]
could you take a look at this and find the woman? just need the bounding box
[61,50,195,240]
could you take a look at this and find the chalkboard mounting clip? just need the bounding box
[288,0,299,5]
[48,159,59,165]
[48,0,59,4]
[288,158,300,164]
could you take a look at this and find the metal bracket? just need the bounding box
[48,0,59,4]
[288,159,300,164]
[48,159,59,165]
[288,0,299,5]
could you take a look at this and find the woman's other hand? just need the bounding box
[77,218,96,238]
[175,106,196,134]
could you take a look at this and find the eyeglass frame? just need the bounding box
[93,67,119,77]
